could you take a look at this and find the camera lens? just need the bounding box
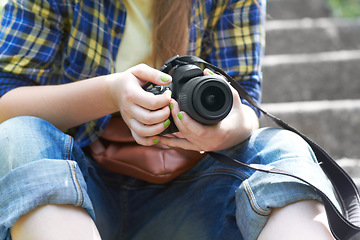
[179,76,233,125]
[201,86,226,112]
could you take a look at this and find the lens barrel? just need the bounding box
[178,76,233,125]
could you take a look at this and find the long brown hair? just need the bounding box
[152,0,191,67]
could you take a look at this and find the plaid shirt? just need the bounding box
[0,0,265,147]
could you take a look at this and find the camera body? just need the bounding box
[146,63,233,135]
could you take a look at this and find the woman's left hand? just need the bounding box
[157,75,259,152]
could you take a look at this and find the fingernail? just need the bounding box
[166,90,172,98]
[164,119,171,128]
[161,74,171,82]
[153,138,160,144]
[169,102,173,110]
[205,68,215,75]
[177,112,183,120]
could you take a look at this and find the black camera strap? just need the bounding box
[161,55,360,240]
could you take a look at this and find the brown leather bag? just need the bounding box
[88,116,206,184]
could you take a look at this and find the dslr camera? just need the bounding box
[145,59,233,135]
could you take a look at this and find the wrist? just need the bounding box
[242,104,259,135]
[105,73,122,113]
[225,104,259,148]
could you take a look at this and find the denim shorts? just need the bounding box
[0,116,340,240]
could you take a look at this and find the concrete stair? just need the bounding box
[261,0,360,193]
[265,18,360,55]
[266,0,332,20]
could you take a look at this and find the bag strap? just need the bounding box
[161,55,360,240]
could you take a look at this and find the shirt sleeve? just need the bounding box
[0,0,66,97]
[203,0,266,117]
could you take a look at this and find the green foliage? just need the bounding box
[328,0,360,17]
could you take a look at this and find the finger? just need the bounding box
[128,63,172,86]
[203,68,216,76]
[204,68,228,81]
[129,104,171,125]
[169,131,185,138]
[157,135,202,151]
[171,99,217,138]
[128,118,171,138]
[141,89,172,111]
[130,129,161,147]
[169,99,188,134]
[124,87,172,112]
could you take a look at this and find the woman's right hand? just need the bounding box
[0,64,172,139]
[107,64,173,146]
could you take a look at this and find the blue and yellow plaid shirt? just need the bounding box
[0,0,265,147]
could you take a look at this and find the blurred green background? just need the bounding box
[328,0,360,17]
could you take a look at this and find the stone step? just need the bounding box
[259,99,360,159]
[265,18,360,55]
[267,0,332,20]
[261,51,360,103]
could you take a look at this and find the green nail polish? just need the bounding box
[177,112,183,120]
[153,138,160,144]
[205,68,215,75]
[169,102,173,110]
[164,119,171,128]
[161,74,171,82]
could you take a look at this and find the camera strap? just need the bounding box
[161,55,360,240]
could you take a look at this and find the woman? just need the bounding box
[0,0,339,239]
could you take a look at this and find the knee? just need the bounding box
[250,128,317,165]
[0,116,71,176]
[0,116,45,175]
[0,116,48,145]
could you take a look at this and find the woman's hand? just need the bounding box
[107,64,173,146]
[0,64,172,135]
[157,70,259,152]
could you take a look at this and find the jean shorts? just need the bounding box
[0,116,340,240]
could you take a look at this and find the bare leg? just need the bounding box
[258,200,334,240]
[11,204,101,240]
